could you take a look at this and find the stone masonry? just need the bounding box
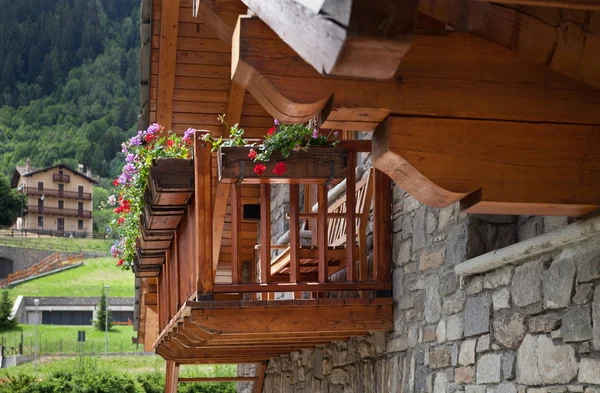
[247,156,600,393]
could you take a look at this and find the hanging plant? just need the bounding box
[202,115,339,177]
[106,125,195,269]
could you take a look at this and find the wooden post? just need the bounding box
[156,0,180,131]
[317,184,328,283]
[231,184,242,284]
[289,184,300,283]
[373,170,392,292]
[345,151,356,281]
[165,360,180,393]
[253,362,267,393]
[194,132,214,300]
[259,184,271,287]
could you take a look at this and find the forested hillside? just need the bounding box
[0,0,140,179]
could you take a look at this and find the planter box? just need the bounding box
[135,247,165,266]
[148,158,194,206]
[138,217,174,251]
[143,204,185,231]
[218,146,347,184]
[133,259,162,278]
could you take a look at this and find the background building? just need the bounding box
[11,160,97,236]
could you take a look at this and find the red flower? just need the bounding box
[114,206,122,214]
[253,164,266,176]
[145,134,155,143]
[183,137,192,144]
[117,259,124,266]
[272,162,287,176]
[113,178,119,187]
[167,139,174,147]
[117,217,125,225]
[267,126,276,136]
[248,149,257,160]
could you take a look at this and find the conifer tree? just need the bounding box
[94,288,113,331]
[0,291,17,330]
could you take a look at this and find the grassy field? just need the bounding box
[0,236,112,254]
[6,257,134,298]
[0,325,142,356]
[0,354,236,378]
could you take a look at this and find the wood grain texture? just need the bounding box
[157,0,181,129]
[233,16,600,127]
[373,170,392,290]
[241,0,418,79]
[372,116,600,216]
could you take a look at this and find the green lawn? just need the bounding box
[0,354,235,378]
[0,236,112,254]
[6,257,134,298]
[0,325,142,356]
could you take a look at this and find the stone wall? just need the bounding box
[254,172,600,393]
[0,246,104,274]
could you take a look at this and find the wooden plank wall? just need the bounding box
[150,0,274,137]
[177,203,197,305]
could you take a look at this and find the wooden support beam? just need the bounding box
[212,183,230,278]
[224,81,246,135]
[373,170,392,291]
[241,0,418,79]
[253,363,267,393]
[372,116,600,216]
[345,151,356,282]
[289,184,300,283]
[259,184,271,284]
[194,132,214,299]
[471,0,600,9]
[232,17,600,128]
[419,0,600,89]
[165,360,180,393]
[197,0,248,44]
[231,184,242,284]
[180,377,258,383]
[156,0,181,130]
[317,184,328,283]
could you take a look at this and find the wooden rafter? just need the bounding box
[372,116,600,216]
[232,16,600,129]
[156,0,181,130]
[473,0,600,10]
[241,0,418,79]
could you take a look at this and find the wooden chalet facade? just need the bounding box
[134,0,600,392]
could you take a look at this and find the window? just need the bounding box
[78,220,83,230]
[58,184,64,197]
[37,181,43,191]
[58,200,64,209]
[37,216,43,227]
[78,185,84,198]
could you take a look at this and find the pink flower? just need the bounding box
[253,164,266,176]
[272,162,287,176]
[248,149,257,160]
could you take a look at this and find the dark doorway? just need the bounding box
[0,257,13,279]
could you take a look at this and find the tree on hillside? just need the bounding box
[94,288,113,332]
[0,291,18,330]
[0,174,20,227]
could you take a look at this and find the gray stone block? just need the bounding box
[561,305,593,342]
[443,290,466,315]
[477,353,502,384]
[447,314,464,341]
[483,266,512,289]
[502,351,516,380]
[425,275,442,323]
[498,383,517,393]
[512,259,543,307]
[459,339,476,366]
[573,283,594,304]
[493,313,527,349]
[476,334,490,353]
[440,271,459,296]
[529,313,562,333]
[429,345,451,369]
[492,288,511,310]
[464,292,491,337]
[593,286,600,350]
[543,257,575,309]
[517,334,578,385]
[578,358,600,384]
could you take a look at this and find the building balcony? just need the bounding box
[52,173,70,183]
[26,205,92,219]
[24,187,91,201]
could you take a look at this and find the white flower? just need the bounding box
[108,195,117,206]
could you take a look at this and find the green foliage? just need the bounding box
[0,291,17,330]
[93,187,112,233]
[93,288,113,332]
[0,0,141,179]
[0,174,20,227]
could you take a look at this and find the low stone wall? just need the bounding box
[0,246,105,273]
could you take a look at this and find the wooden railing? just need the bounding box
[52,173,70,183]
[0,252,84,288]
[24,187,92,200]
[26,205,92,218]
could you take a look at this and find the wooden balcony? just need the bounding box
[137,134,393,372]
[26,205,92,219]
[24,187,91,200]
[52,173,70,183]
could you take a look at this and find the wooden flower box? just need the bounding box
[136,247,165,266]
[217,146,347,184]
[148,158,194,206]
[133,258,162,278]
[138,217,174,251]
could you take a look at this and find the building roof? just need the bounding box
[23,297,134,307]
[11,163,98,188]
